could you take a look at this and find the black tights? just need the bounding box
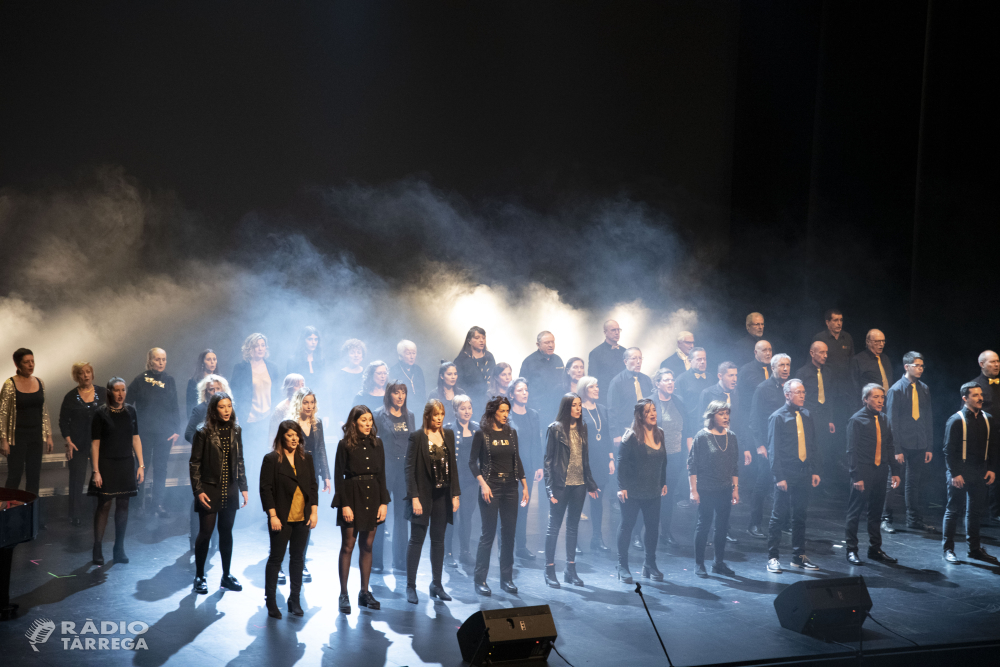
[94,496,130,552]
[340,526,377,594]
[195,506,237,578]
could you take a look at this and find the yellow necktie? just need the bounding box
[634,376,643,401]
[795,411,806,462]
[682,354,691,370]
[874,416,882,466]
[912,384,919,421]
[876,355,888,389]
[763,366,769,380]
[817,368,825,404]
[724,392,731,405]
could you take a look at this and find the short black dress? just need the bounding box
[88,405,139,498]
[331,434,390,531]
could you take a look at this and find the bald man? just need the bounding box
[519,331,565,423]
[797,341,838,490]
[971,350,1000,524]
[588,320,626,407]
[850,329,893,401]
[733,312,766,367]
[128,347,182,517]
[660,331,695,378]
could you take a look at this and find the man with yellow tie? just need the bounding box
[607,347,653,445]
[797,342,839,493]
[850,329,894,402]
[881,352,936,534]
[844,384,901,565]
[765,379,821,573]
[970,350,1000,525]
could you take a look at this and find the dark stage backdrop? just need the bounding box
[0,1,997,446]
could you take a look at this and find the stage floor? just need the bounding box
[3,488,1000,666]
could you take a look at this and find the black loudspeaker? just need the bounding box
[457,605,557,665]
[773,576,872,635]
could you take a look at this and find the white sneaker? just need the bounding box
[767,558,782,573]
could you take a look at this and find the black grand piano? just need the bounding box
[0,489,38,621]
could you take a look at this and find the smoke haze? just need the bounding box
[0,167,699,405]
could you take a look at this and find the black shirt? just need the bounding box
[768,403,820,483]
[616,429,667,499]
[15,386,44,429]
[659,351,690,378]
[970,373,1000,416]
[447,420,479,482]
[389,362,427,409]
[750,376,786,452]
[92,405,139,459]
[812,329,855,397]
[796,362,833,425]
[698,383,745,452]
[454,351,495,410]
[588,341,626,405]
[374,407,414,463]
[846,406,900,482]
[518,350,566,423]
[943,406,997,473]
[608,369,654,440]
[509,407,542,474]
[687,428,740,491]
[733,332,765,367]
[850,350,893,400]
[59,386,108,448]
[127,370,180,435]
[469,427,524,480]
[737,360,769,415]
[675,367,713,439]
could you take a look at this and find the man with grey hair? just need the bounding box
[844,384,901,565]
[969,350,1000,524]
[850,329,893,399]
[389,339,426,408]
[608,347,653,443]
[734,312,766,367]
[797,341,838,492]
[519,331,565,423]
[588,320,626,407]
[660,330,695,377]
[765,379,821,573]
[746,353,791,538]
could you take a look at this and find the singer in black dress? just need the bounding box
[332,405,389,614]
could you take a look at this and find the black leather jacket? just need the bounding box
[469,426,525,482]
[189,424,248,494]
[543,421,598,498]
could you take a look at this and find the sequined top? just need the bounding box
[429,440,450,489]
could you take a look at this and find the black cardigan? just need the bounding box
[259,449,319,522]
[230,359,280,423]
[405,429,461,526]
[59,386,107,449]
[543,421,598,498]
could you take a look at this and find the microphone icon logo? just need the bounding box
[25,618,56,652]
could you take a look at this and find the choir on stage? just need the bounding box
[2,308,999,619]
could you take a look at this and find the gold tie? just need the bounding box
[876,355,888,390]
[634,376,643,401]
[817,368,825,404]
[795,411,806,462]
[875,416,882,466]
[683,354,691,370]
[724,392,731,405]
[912,385,919,421]
[763,366,769,380]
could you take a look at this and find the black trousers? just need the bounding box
[266,520,309,600]
[660,451,685,534]
[881,449,927,526]
[407,487,450,587]
[694,488,733,565]
[140,431,173,508]
[845,464,889,551]
[445,472,478,557]
[67,447,91,521]
[942,466,988,553]
[5,432,43,496]
[587,479,609,544]
[767,480,811,559]
[617,495,661,569]
[747,451,773,529]
[545,484,586,564]
[475,477,518,583]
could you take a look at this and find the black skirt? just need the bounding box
[193,482,240,514]
[88,456,137,498]
[336,477,385,531]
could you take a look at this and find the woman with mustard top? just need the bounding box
[261,421,319,620]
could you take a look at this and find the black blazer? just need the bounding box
[189,424,249,494]
[231,359,280,423]
[259,449,319,522]
[543,421,598,498]
[405,429,461,526]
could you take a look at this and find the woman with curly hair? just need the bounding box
[352,360,389,409]
[332,405,389,613]
[231,333,279,455]
[333,338,367,420]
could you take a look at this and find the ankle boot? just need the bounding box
[266,597,282,619]
[113,541,129,564]
[544,564,561,588]
[287,594,304,616]
[617,563,634,584]
[92,542,104,565]
[564,563,584,586]
[642,562,663,581]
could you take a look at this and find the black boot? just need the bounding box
[591,537,609,552]
[544,564,561,588]
[93,543,104,565]
[617,563,633,584]
[642,562,664,581]
[564,563,584,586]
[113,541,129,564]
[429,582,452,601]
[266,598,282,619]
[287,594,304,616]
